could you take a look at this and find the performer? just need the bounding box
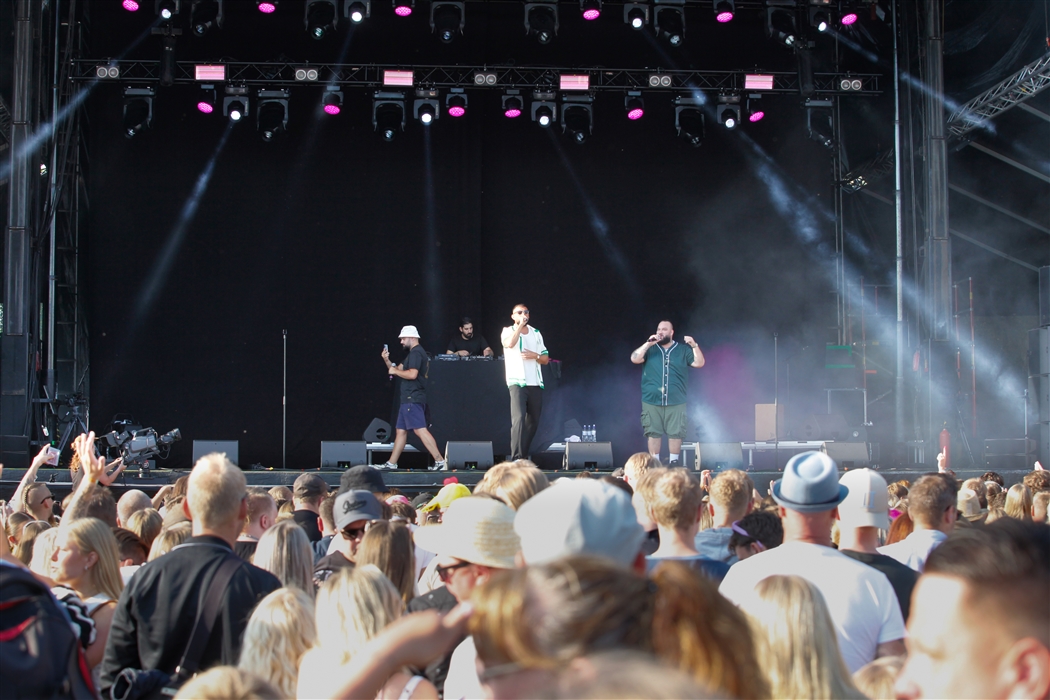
[446,316,493,357]
[501,304,549,460]
[380,325,448,472]
[630,320,705,465]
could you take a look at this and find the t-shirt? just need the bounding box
[444,635,484,700]
[233,540,257,561]
[645,554,731,583]
[877,528,948,572]
[501,326,548,388]
[840,550,918,622]
[694,527,739,565]
[293,509,323,543]
[641,341,694,406]
[718,541,906,673]
[447,335,490,356]
[400,344,430,404]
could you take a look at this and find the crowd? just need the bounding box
[1,432,1048,700]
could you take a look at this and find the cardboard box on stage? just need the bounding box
[755,404,786,441]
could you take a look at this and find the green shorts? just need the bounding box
[641,402,688,440]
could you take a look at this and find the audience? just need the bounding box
[125,507,163,551]
[694,468,754,564]
[28,525,59,577]
[1004,483,1033,522]
[726,509,783,560]
[173,667,281,700]
[291,473,328,543]
[853,656,905,700]
[622,451,660,489]
[356,520,416,603]
[879,473,956,571]
[116,489,152,528]
[314,491,338,559]
[473,461,549,509]
[236,488,277,561]
[252,519,315,596]
[1034,490,1050,524]
[313,489,383,585]
[237,587,317,698]
[13,519,50,565]
[148,520,191,560]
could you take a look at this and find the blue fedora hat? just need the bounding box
[772,451,849,513]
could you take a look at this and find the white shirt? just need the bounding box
[501,326,548,388]
[719,541,906,673]
[877,528,948,572]
[443,635,484,700]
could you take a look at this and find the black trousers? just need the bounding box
[508,385,543,460]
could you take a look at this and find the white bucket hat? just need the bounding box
[413,496,520,570]
[398,325,420,339]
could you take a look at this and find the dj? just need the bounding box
[446,317,493,357]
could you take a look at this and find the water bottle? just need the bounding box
[583,425,590,442]
[592,423,597,442]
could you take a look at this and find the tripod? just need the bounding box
[55,399,90,465]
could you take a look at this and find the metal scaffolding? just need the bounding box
[947,50,1050,139]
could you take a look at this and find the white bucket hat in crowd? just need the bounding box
[398,325,420,338]
[413,496,520,570]
[838,468,890,530]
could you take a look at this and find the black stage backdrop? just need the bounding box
[83,3,892,468]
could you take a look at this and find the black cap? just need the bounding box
[339,465,386,494]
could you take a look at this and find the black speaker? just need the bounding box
[800,414,849,441]
[192,441,239,465]
[445,442,494,470]
[363,418,392,443]
[695,442,744,471]
[320,441,368,469]
[564,442,614,470]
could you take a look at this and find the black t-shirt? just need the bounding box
[400,345,429,404]
[841,549,918,621]
[233,540,258,561]
[293,509,323,543]
[447,334,489,356]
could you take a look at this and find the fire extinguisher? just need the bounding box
[939,423,951,472]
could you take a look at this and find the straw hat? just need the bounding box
[413,497,520,569]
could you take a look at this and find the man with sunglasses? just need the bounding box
[313,489,382,587]
[501,304,549,460]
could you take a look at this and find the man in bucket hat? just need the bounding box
[380,325,448,471]
[719,451,906,673]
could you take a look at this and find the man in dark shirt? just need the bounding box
[99,454,281,697]
[291,473,328,543]
[313,489,383,586]
[234,488,277,561]
[379,325,447,471]
[838,469,918,620]
[446,317,492,357]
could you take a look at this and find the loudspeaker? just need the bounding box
[193,441,239,465]
[755,404,786,441]
[564,442,614,470]
[445,442,494,470]
[800,414,850,441]
[695,442,744,471]
[363,418,392,443]
[821,441,870,468]
[320,441,368,469]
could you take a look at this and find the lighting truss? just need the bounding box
[947,50,1050,139]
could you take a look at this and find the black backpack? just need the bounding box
[0,562,96,700]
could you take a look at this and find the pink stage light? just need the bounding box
[394,4,412,16]
[504,107,521,118]
[123,0,140,10]
[324,104,341,115]
[582,8,600,20]
[841,12,858,26]
[749,110,765,122]
[627,107,644,120]
[448,105,466,117]
[197,101,214,114]
[257,2,276,13]
[715,10,733,23]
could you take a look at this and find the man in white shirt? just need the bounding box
[878,472,956,572]
[719,451,906,673]
[501,304,549,460]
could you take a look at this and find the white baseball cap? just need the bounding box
[398,325,420,339]
[837,468,889,530]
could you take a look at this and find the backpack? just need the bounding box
[0,562,96,700]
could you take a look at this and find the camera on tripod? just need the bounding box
[101,427,182,465]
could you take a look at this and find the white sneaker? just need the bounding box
[429,460,448,471]
[376,462,398,470]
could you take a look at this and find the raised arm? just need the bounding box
[64,433,107,521]
[11,446,52,513]
[99,458,127,486]
[683,336,705,368]
[631,335,659,365]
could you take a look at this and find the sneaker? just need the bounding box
[429,460,448,472]
[668,459,680,467]
[376,462,398,470]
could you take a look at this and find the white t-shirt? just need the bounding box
[443,635,484,700]
[877,528,948,572]
[719,541,906,673]
[501,326,548,388]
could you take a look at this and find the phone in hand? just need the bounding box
[384,344,388,352]
[45,446,60,466]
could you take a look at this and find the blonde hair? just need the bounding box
[312,565,402,665]
[1033,491,1050,524]
[852,655,904,700]
[29,526,59,577]
[708,469,754,516]
[14,520,51,565]
[148,522,192,561]
[356,520,415,603]
[623,453,660,484]
[636,468,703,531]
[745,575,865,700]
[126,508,163,551]
[173,667,281,700]
[1004,483,1033,522]
[238,588,317,698]
[275,500,295,522]
[252,520,314,596]
[474,462,550,510]
[186,453,246,530]
[61,517,125,602]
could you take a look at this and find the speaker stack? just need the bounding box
[1030,266,1050,466]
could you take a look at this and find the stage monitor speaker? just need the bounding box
[821,441,870,468]
[564,442,614,471]
[801,414,850,441]
[363,418,392,443]
[193,441,239,466]
[695,442,744,471]
[320,441,368,469]
[755,404,786,441]
[445,442,494,470]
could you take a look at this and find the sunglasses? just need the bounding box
[36,495,54,507]
[340,522,373,540]
[436,560,473,583]
[513,310,529,315]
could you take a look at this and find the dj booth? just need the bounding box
[388,356,563,460]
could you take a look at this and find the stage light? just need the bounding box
[746,94,764,122]
[373,91,405,140]
[648,73,673,88]
[839,77,863,91]
[502,90,523,118]
[531,93,556,127]
[383,70,414,87]
[674,96,704,147]
[806,100,834,150]
[256,0,276,12]
[561,95,593,143]
[524,1,558,44]
[95,64,121,79]
[322,86,343,115]
[474,71,497,86]
[624,2,647,28]
[306,0,337,38]
[393,0,414,16]
[811,9,830,32]
[625,92,644,120]
[294,66,319,82]
[766,5,798,48]
[431,1,464,42]
[224,86,249,121]
[196,84,217,113]
[745,74,774,90]
[122,87,154,139]
[446,88,467,117]
[654,0,685,46]
[257,89,289,141]
[414,90,439,125]
[344,0,369,22]
[156,0,179,20]
[190,0,223,36]
[123,0,140,11]
[841,10,858,26]
[580,0,601,21]
[714,0,734,23]
[716,97,740,129]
